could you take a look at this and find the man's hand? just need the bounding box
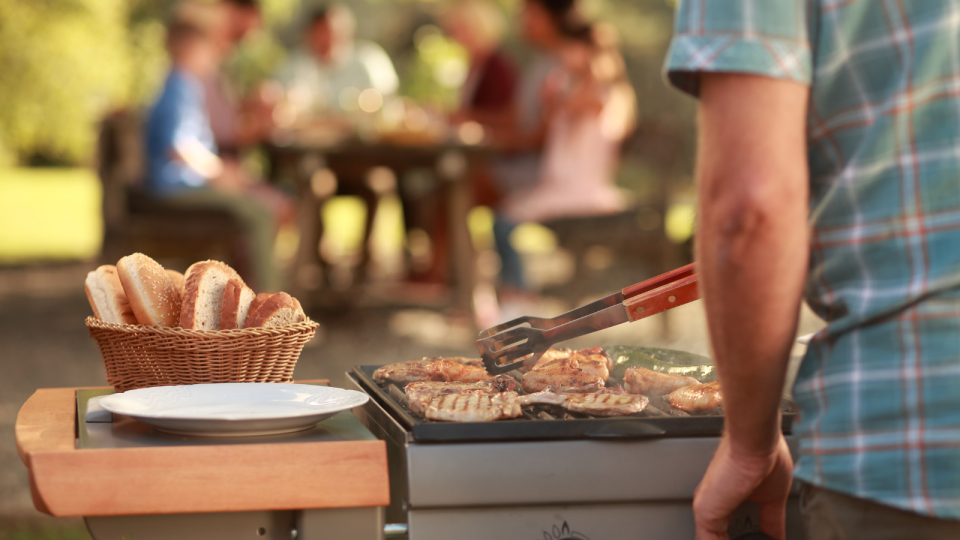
[694,433,794,540]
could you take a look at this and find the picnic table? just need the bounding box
[15,381,390,540]
[266,137,490,317]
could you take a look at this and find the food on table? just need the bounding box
[374,357,493,384]
[220,279,256,330]
[180,260,245,330]
[423,392,523,422]
[623,366,699,396]
[520,390,649,417]
[84,265,138,325]
[243,292,306,328]
[521,355,605,393]
[668,381,723,412]
[84,252,306,329]
[165,269,185,298]
[116,253,182,327]
[405,376,517,415]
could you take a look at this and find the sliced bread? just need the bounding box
[116,253,181,327]
[220,279,256,330]
[165,269,185,300]
[243,292,306,328]
[179,260,244,330]
[84,265,138,324]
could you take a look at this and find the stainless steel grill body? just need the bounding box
[349,372,807,540]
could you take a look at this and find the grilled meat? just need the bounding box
[374,357,490,384]
[668,381,722,412]
[424,392,523,422]
[521,356,605,393]
[520,391,648,416]
[623,366,699,396]
[428,358,492,383]
[405,376,517,415]
[373,358,435,383]
[571,348,611,382]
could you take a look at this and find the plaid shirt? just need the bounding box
[666,1,960,519]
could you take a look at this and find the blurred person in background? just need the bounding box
[487,0,577,306]
[202,0,271,156]
[443,0,517,129]
[144,10,291,292]
[275,4,399,116]
[500,23,633,224]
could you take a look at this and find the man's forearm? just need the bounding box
[697,74,809,455]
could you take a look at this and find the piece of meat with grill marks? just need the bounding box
[669,381,722,412]
[570,349,610,382]
[374,358,435,383]
[521,356,605,393]
[428,358,492,383]
[520,391,649,416]
[405,376,517,415]
[518,348,573,372]
[423,391,522,422]
[624,366,700,396]
[374,357,490,384]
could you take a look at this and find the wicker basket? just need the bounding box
[86,316,320,392]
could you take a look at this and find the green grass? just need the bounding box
[0,168,102,263]
[0,524,91,540]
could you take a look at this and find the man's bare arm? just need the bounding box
[698,73,808,453]
[692,73,809,539]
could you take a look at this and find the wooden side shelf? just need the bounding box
[15,384,390,517]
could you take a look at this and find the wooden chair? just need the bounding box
[96,111,251,276]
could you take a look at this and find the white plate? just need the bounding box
[99,383,369,437]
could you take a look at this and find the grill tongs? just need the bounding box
[478,263,699,374]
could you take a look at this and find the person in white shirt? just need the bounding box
[276,4,399,115]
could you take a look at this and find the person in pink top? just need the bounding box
[501,23,634,224]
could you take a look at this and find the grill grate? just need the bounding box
[351,365,796,443]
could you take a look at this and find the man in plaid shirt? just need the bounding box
[665,1,960,538]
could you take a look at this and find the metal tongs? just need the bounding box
[477,263,699,374]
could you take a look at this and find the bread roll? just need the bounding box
[244,292,306,328]
[180,260,244,330]
[84,265,138,325]
[116,253,181,327]
[165,269,185,299]
[220,279,256,329]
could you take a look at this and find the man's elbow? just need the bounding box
[700,178,806,245]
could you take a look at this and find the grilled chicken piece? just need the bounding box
[424,392,522,422]
[373,358,435,383]
[521,356,605,393]
[571,348,611,382]
[624,366,700,396]
[428,358,492,383]
[405,376,517,415]
[520,391,648,417]
[668,381,722,412]
[374,357,490,384]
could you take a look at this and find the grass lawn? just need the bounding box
[0,168,102,263]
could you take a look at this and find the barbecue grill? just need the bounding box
[348,361,808,540]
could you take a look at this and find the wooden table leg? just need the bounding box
[437,150,476,325]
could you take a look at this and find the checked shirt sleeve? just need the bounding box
[665,0,813,97]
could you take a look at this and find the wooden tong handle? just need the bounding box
[621,263,699,322]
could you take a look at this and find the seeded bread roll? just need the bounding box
[165,269,185,300]
[220,279,256,330]
[84,265,138,324]
[244,292,306,328]
[179,260,244,330]
[116,253,181,327]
